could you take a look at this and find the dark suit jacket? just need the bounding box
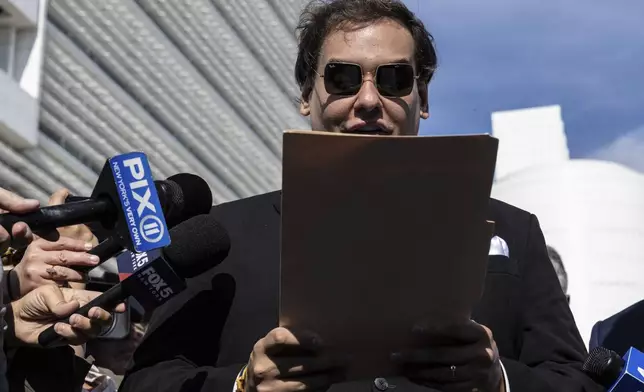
[589,299,644,356]
[120,191,600,392]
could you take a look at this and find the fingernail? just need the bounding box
[84,243,93,251]
[25,199,40,205]
[89,255,100,263]
[70,315,78,324]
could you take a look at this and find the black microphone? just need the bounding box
[67,173,213,243]
[583,346,644,391]
[0,153,174,253]
[584,347,625,388]
[75,173,213,274]
[38,214,230,347]
[156,173,213,229]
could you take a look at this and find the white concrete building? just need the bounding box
[1,0,310,203]
[491,105,644,345]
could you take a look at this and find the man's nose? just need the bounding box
[354,80,382,116]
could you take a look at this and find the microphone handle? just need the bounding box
[75,237,124,274]
[0,199,114,233]
[38,283,125,347]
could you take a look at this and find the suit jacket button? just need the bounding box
[373,377,389,391]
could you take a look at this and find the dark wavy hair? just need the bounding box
[294,0,438,98]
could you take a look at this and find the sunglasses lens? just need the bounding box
[377,64,415,97]
[324,63,362,95]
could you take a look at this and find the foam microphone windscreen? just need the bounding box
[163,173,213,228]
[163,214,231,278]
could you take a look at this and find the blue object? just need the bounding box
[109,152,170,252]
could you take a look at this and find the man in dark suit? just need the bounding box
[589,300,644,356]
[120,0,600,391]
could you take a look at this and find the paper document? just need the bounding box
[280,131,498,380]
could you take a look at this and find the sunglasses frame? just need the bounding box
[317,61,419,98]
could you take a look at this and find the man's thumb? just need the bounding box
[50,300,80,319]
[48,188,70,207]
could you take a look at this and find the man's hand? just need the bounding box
[48,188,99,290]
[393,320,505,392]
[12,236,99,297]
[0,187,40,253]
[9,284,126,347]
[245,327,346,392]
[48,188,98,246]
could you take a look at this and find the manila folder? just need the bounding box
[280,131,498,380]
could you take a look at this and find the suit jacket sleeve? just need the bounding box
[501,215,600,391]
[6,346,92,392]
[120,194,280,392]
[119,265,245,392]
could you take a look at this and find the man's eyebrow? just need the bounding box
[388,58,412,64]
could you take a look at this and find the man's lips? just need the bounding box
[344,122,393,135]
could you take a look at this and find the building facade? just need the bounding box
[492,106,644,345]
[1,0,310,203]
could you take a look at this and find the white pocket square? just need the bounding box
[489,236,510,257]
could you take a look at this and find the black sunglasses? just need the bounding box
[319,62,419,97]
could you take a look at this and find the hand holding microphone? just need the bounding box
[7,284,125,347]
[11,237,99,298]
[10,189,100,297]
[0,187,40,253]
[74,172,214,275]
[38,213,230,347]
[0,152,175,254]
[48,188,99,246]
[9,171,215,284]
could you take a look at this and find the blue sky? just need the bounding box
[403,0,644,171]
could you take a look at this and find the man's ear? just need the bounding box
[299,87,312,116]
[419,84,429,119]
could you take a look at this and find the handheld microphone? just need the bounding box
[583,346,644,391]
[0,152,170,253]
[66,173,213,243]
[37,214,230,347]
[75,173,213,274]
